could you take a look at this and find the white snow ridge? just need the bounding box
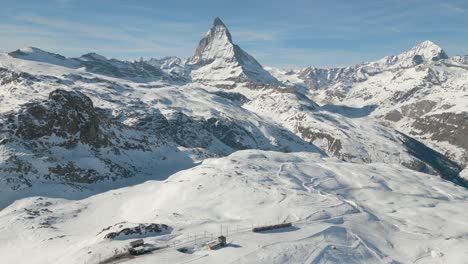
[0,17,468,264]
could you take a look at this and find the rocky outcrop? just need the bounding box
[13,89,104,147]
[102,222,171,240]
[0,89,172,195]
[399,132,466,187]
[410,112,468,165]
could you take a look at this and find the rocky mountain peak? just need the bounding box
[187,17,234,65]
[397,40,448,66]
[187,17,279,86]
[213,16,227,28]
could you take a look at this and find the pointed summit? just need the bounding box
[408,40,448,61]
[187,17,279,87]
[213,17,226,27]
[188,17,233,65]
[396,40,448,67]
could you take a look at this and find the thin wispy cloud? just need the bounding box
[440,3,466,13]
[9,13,197,58]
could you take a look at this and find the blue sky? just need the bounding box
[0,0,467,68]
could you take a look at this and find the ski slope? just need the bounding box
[1,150,468,264]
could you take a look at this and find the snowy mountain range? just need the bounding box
[0,17,468,264]
[275,40,468,169]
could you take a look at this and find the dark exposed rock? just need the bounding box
[162,112,258,152]
[164,112,214,149]
[296,127,343,157]
[412,55,424,65]
[14,89,105,147]
[399,132,467,187]
[384,110,404,122]
[48,162,108,184]
[410,112,468,164]
[400,100,437,118]
[211,91,249,105]
[203,117,257,150]
[384,100,437,122]
[103,223,171,240]
[0,67,38,85]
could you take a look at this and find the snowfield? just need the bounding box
[1,150,468,264]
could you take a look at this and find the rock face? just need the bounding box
[14,90,103,147]
[187,17,279,88]
[410,112,468,164]
[102,222,171,240]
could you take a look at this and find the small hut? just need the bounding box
[207,236,227,250]
[218,235,226,246]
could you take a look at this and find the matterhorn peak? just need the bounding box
[188,17,234,65]
[213,17,226,27]
[187,17,279,87]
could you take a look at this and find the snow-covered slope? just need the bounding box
[1,150,468,264]
[187,17,279,88]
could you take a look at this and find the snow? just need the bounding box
[1,150,468,264]
[8,47,81,68]
[461,168,468,180]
